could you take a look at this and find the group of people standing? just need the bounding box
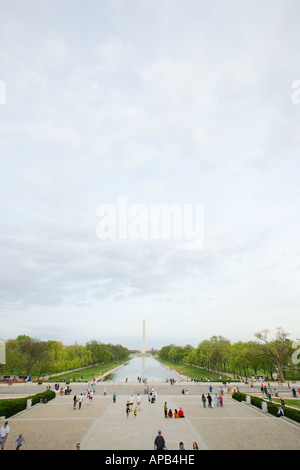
[126,393,142,417]
[73,390,94,409]
[202,392,223,408]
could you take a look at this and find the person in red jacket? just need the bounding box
[178,407,185,418]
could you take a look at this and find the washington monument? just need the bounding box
[142,320,146,354]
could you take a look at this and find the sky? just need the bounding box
[0,0,299,350]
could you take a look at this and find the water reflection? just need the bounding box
[108,356,182,382]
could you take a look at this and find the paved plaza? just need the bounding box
[1,381,299,450]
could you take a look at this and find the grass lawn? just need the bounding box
[272,398,300,409]
[44,359,128,382]
[157,358,233,382]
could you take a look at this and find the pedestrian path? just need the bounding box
[2,384,300,450]
[80,394,210,450]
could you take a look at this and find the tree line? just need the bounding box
[2,335,130,377]
[158,328,299,381]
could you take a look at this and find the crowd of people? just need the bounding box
[2,379,296,451]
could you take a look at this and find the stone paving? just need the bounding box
[1,382,299,450]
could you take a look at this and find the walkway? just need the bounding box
[1,382,299,450]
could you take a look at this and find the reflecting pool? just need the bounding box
[107,356,183,382]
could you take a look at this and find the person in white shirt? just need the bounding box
[78,394,83,409]
[0,421,10,450]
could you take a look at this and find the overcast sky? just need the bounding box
[0,0,299,349]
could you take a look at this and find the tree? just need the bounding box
[209,336,231,373]
[5,336,51,376]
[158,344,175,361]
[168,346,185,362]
[48,340,67,373]
[245,341,264,376]
[228,342,248,378]
[5,339,25,374]
[254,328,293,382]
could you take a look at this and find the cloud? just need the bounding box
[0,0,299,346]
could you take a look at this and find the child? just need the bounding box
[15,434,26,450]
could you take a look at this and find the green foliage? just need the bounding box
[230,392,246,402]
[3,336,130,377]
[254,328,294,382]
[158,358,231,382]
[232,392,300,423]
[0,391,56,419]
[157,329,299,381]
[50,359,128,382]
[248,395,263,408]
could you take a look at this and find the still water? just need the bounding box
[108,356,183,382]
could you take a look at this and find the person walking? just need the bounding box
[73,395,77,410]
[154,430,166,450]
[207,393,212,408]
[130,394,134,409]
[15,434,26,450]
[126,401,130,418]
[164,402,168,418]
[202,394,206,408]
[78,394,83,409]
[0,421,9,450]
